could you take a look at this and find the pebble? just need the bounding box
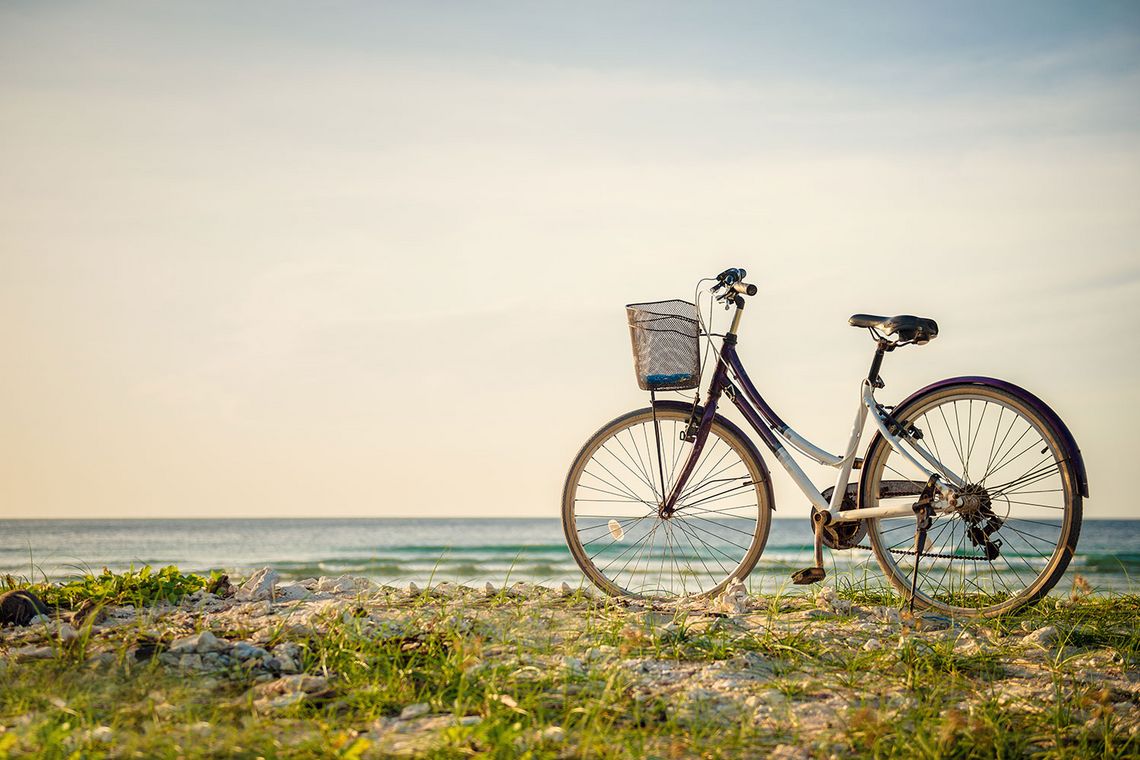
[483,582,497,597]
[1024,625,1059,648]
[12,645,54,661]
[457,715,482,726]
[314,576,356,594]
[718,579,749,615]
[914,614,953,632]
[871,606,902,624]
[57,623,79,644]
[180,654,204,670]
[274,584,312,602]
[170,630,227,654]
[541,726,566,741]
[559,582,574,597]
[863,637,883,651]
[254,674,329,699]
[231,642,268,662]
[406,582,419,595]
[89,726,114,744]
[399,702,431,720]
[234,567,280,602]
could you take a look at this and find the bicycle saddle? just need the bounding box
[849,314,939,344]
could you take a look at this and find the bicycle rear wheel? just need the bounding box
[562,405,773,599]
[860,382,1082,616]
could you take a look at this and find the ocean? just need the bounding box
[0,518,1136,595]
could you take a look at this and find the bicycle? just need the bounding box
[561,268,1088,616]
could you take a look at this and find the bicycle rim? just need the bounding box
[562,407,772,598]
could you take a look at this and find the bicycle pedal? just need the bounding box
[791,567,826,585]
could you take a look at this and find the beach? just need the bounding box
[1,567,1137,758]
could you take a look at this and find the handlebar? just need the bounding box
[712,267,757,298]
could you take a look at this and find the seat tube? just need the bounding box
[827,387,870,515]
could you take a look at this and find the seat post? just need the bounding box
[867,340,893,389]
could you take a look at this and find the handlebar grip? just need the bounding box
[716,267,747,286]
[732,282,758,296]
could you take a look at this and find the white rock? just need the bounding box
[170,630,227,654]
[399,702,431,720]
[13,645,54,661]
[871,606,902,624]
[314,576,357,594]
[274,584,312,602]
[863,637,883,651]
[29,614,51,626]
[563,656,585,674]
[252,674,328,706]
[276,656,300,674]
[230,642,268,661]
[457,715,482,726]
[57,623,79,644]
[1024,625,1059,648]
[89,726,113,744]
[541,726,566,741]
[717,579,749,615]
[235,567,280,602]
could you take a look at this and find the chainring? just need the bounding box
[813,485,867,550]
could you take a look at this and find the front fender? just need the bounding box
[890,376,1088,498]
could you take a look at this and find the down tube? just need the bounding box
[727,388,831,513]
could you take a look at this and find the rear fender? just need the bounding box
[885,376,1088,498]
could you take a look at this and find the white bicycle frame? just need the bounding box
[773,379,967,523]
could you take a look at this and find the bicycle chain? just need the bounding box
[849,543,990,561]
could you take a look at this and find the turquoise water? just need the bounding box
[0,518,1135,594]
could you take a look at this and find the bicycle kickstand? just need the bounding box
[907,475,940,612]
[791,510,829,585]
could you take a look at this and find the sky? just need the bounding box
[1,1,1138,519]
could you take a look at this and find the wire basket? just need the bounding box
[626,299,701,391]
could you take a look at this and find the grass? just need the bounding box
[5,565,224,611]
[1,568,1138,758]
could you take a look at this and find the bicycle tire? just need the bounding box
[562,404,773,599]
[859,382,1082,616]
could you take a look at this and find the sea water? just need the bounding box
[0,518,1135,594]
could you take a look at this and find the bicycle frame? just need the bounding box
[662,333,967,523]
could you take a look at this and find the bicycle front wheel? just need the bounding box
[860,382,1082,616]
[562,405,773,599]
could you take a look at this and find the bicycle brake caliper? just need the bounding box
[877,404,924,440]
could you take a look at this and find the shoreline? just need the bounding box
[1,568,1138,757]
